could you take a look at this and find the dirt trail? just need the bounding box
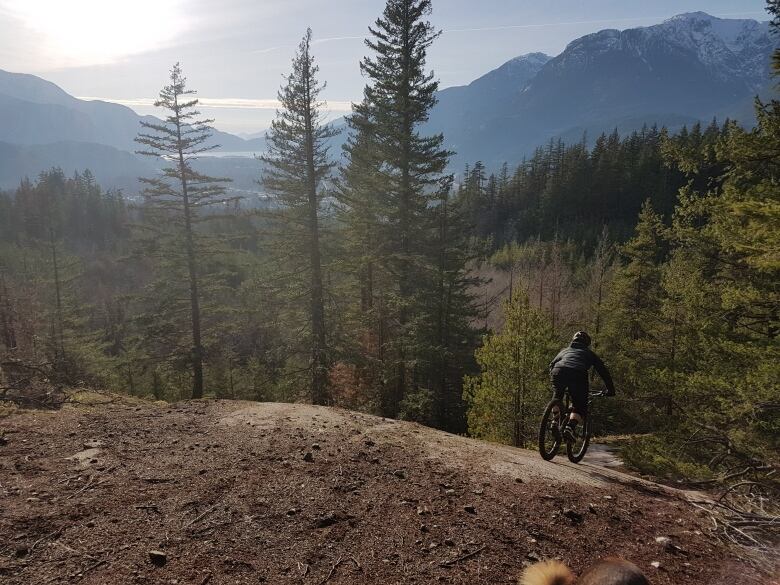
[584,444,625,470]
[0,399,769,584]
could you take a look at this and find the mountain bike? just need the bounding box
[537,389,605,463]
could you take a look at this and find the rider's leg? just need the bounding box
[550,368,567,408]
[550,369,567,417]
[565,373,589,432]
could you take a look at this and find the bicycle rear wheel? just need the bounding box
[566,414,592,463]
[538,399,564,461]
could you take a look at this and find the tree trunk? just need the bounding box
[0,274,18,350]
[175,101,204,400]
[49,228,65,374]
[303,56,329,406]
[391,0,413,418]
[668,307,677,417]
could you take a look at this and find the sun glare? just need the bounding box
[3,0,186,67]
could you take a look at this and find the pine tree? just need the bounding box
[607,200,667,340]
[423,185,482,430]
[464,292,553,447]
[583,226,615,340]
[134,63,232,399]
[611,3,780,485]
[602,200,670,416]
[262,29,337,405]
[339,0,452,417]
[332,121,390,412]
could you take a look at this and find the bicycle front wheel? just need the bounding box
[538,399,564,461]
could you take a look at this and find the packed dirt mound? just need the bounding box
[0,399,768,584]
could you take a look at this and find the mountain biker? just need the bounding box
[549,330,615,443]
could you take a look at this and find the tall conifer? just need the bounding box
[340,0,452,417]
[135,63,231,399]
[262,29,336,405]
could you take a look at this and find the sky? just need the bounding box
[0,0,770,135]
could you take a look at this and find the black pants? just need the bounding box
[551,367,589,418]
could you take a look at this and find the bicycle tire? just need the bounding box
[566,414,592,463]
[538,399,564,461]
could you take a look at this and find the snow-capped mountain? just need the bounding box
[554,12,770,92]
[429,12,774,170]
[653,12,770,88]
[468,52,552,97]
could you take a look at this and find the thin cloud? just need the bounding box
[77,97,157,107]
[444,12,767,34]
[254,18,669,54]
[251,34,364,55]
[312,35,364,44]
[249,11,768,56]
[251,46,285,54]
[250,45,294,55]
[78,96,354,112]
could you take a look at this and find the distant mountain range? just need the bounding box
[0,70,266,153]
[0,70,267,192]
[428,12,773,169]
[0,11,773,189]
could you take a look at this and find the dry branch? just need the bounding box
[319,555,361,584]
[439,545,487,567]
[185,502,220,528]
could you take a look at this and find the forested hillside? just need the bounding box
[0,0,777,519]
[456,124,688,246]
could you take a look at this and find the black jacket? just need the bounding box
[549,342,615,394]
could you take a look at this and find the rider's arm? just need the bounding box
[591,352,615,395]
[549,349,564,373]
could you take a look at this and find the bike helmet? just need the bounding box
[572,330,591,347]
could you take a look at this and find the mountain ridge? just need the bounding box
[0,68,266,153]
[429,11,772,169]
[0,11,773,187]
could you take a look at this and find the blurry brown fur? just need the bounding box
[519,561,575,585]
[520,559,650,585]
